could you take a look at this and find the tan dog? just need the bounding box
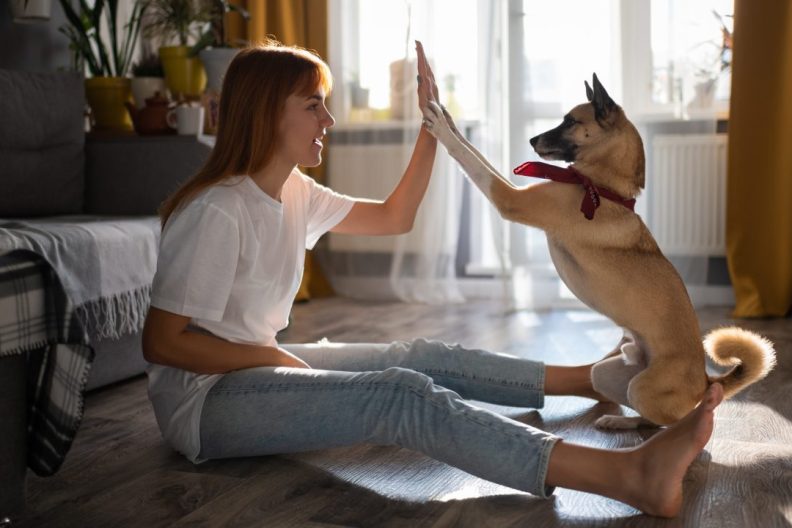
[420,65,775,428]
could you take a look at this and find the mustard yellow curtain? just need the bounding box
[228,0,333,300]
[242,0,328,185]
[726,0,792,317]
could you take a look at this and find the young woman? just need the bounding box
[142,40,723,518]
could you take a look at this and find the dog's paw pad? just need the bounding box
[595,415,640,430]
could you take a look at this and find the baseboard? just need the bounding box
[685,285,735,307]
[329,276,736,309]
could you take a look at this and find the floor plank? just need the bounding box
[16,298,792,527]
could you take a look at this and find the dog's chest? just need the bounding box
[547,239,600,309]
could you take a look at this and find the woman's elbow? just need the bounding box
[390,210,415,234]
[142,318,171,364]
[142,307,190,365]
[141,328,162,364]
[394,218,414,234]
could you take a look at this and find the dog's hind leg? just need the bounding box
[591,336,658,430]
[626,366,705,427]
[590,335,647,407]
[595,415,657,430]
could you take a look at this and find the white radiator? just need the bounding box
[328,142,406,252]
[650,134,728,256]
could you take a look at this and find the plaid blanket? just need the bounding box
[0,216,160,340]
[0,250,94,476]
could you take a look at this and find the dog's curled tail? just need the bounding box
[704,326,776,399]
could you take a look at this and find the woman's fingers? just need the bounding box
[422,54,440,100]
[416,40,428,79]
[415,40,438,102]
[416,40,440,99]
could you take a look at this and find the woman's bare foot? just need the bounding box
[619,383,724,517]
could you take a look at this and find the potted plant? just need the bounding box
[130,53,167,109]
[143,0,209,100]
[191,0,249,93]
[688,10,733,112]
[57,0,146,132]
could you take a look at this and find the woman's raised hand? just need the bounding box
[415,40,439,108]
[415,41,457,145]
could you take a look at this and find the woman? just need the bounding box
[142,39,722,518]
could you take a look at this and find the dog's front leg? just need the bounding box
[439,105,505,184]
[421,101,549,228]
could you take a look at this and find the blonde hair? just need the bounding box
[159,39,333,227]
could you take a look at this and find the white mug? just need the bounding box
[167,104,204,136]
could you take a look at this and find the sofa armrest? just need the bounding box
[84,135,213,215]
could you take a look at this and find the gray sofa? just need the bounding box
[0,69,212,520]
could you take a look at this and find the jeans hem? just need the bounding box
[534,435,561,498]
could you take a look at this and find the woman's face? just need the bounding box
[277,86,335,168]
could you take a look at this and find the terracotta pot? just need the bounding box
[125,92,177,136]
[159,46,206,100]
[84,77,133,132]
[130,77,168,110]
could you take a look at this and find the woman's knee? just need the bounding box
[389,337,459,359]
[374,366,433,392]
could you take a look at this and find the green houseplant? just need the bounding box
[57,0,146,131]
[143,0,210,100]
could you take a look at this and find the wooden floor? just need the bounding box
[16,298,792,527]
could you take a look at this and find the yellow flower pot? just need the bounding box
[84,77,133,132]
[159,46,206,100]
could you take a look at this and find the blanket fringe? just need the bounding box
[75,285,151,340]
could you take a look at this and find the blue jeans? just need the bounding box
[198,338,560,497]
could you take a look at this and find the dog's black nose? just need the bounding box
[529,135,538,147]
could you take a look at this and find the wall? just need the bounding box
[0,0,140,73]
[0,1,71,72]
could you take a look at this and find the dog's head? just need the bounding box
[529,74,645,198]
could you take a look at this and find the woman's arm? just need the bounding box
[142,307,310,374]
[331,42,440,236]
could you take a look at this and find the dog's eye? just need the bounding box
[563,116,578,127]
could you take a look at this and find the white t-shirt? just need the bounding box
[147,170,354,462]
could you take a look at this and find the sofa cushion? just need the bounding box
[0,69,85,217]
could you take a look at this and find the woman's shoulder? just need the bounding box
[168,177,247,228]
[192,176,248,211]
[286,168,328,197]
[286,168,311,187]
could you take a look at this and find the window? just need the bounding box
[328,0,734,307]
[623,0,734,118]
[329,0,481,125]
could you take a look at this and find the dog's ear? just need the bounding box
[585,80,594,102]
[591,73,616,121]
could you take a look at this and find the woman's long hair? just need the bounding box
[159,39,333,227]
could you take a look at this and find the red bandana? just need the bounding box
[512,161,636,220]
